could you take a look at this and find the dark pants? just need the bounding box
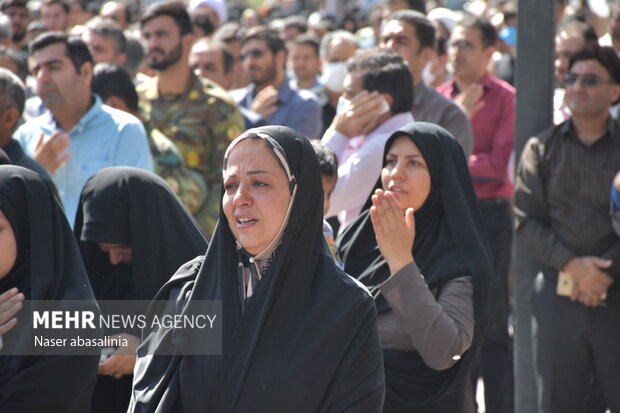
[533,275,620,413]
[469,198,514,413]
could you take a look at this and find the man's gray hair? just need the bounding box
[85,16,126,55]
[320,30,358,60]
[0,67,26,115]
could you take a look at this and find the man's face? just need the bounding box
[449,26,491,80]
[241,38,278,87]
[565,59,620,118]
[42,3,69,32]
[381,19,424,79]
[83,29,119,64]
[341,72,363,100]
[141,16,184,71]
[190,44,229,88]
[30,42,90,112]
[288,43,321,82]
[4,6,28,41]
[555,33,585,85]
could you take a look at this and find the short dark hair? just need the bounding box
[141,1,192,36]
[569,46,620,85]
[456,16,497,49]
[30,32,94,74]
[0,46,28,81]
[214,21,245,44]
[86,16,126,55]
[346,47,414,115]
[311,140,338,181]
[556,20,599,48]
[289,34,320,58]
[0,0,27,12]
[388,9,435,50]
[92,63,139,112]
[191,12,215,37]
[0,67,25,116]
[241,26,285,55]
[42,0,70,14]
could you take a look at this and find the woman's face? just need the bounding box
[0,210,17,279]
[223,139,291,256]
[98,243,132,265]
[381,135,431,212]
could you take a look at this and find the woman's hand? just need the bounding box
[0,288,24,337]
[370,189,415,275]
[98,333,141,378]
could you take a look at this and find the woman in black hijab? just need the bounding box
[74,167,209,413]
[129,126,385,412]
[0,165,100,412]
[338,122,493,412]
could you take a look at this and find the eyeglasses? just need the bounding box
[447,40,475,52]
[564,73,616,88]
[240,49,265,61]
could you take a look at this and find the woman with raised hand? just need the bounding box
[129,126,385,412]
[0,165,100,412]
[338,122,493,412]
[74,167,209,413]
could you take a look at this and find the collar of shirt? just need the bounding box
[448,72,493,97]
[141,72,203,101]
[43,94,102,135]
[562,115,618,146]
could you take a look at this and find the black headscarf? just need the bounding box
[129,126,385,412]
[74,167,209,302]
[337,122,493,411]
[0,149,10,165]
[0,165,100,412]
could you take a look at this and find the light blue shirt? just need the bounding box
[14,95,154,225]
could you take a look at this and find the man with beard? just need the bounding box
[138,0,243,236]
[0,0,28,51]
[13,32,153,224]
[230,26,322,139]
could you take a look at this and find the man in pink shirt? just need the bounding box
[438,16,515,413]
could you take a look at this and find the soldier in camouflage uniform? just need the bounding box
[139,1,244,235]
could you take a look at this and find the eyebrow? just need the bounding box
[31,58,64,73]
[224,170,269,178]
[386,153,423,158]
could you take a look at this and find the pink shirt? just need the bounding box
[438,73,515,200]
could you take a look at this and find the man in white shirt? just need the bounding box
[321,47,414,231]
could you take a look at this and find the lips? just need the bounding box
[236,216,258,229]
[387,186,407,194]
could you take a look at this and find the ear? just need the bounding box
[103,95,127,111]
[611,83,620,106]
[420,46,435,65]
[483,45,496,62]
[116,52,127,66]
[275,49,287,70]
[81,61,94,86]
[183,32,195,53]
[381,93,394,111]
[0,107,20,131]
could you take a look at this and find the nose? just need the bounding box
[232,183,253,207]
[388,162,405,180]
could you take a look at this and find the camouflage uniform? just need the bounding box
[138,74,244,235]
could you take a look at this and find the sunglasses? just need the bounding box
[564,73,616,88]
[240,49,265,61]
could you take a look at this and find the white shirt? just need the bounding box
[321,112,415,231]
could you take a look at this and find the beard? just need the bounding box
[12,30,26,43]
[147,41,183,71]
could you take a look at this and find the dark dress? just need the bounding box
[129,126,385,412]
[0,165,100,412]
[338,122,493,413]
[74,167,209,413]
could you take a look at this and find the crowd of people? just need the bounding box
[0,0,619,412]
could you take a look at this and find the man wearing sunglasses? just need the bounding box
[230,26,322,139]
[516,46,620,413]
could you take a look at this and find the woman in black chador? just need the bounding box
[129,126,385,412]
[74,167,208,413]
[338,122,493,413]
[0,165,100,412]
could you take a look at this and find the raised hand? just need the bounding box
[34,131,71,175]
[250,86,279,118]
[0,288,24,338]
[330,91,386,138]
[369,189,415,275]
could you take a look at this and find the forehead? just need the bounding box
[452,25,481,43]
[84,30,113,45]
[344,72,363,90]
[327,39,356,61]
[5,5,27,15]
[290,43,317,56]
[191,46,221,61]
[31,42,69,63]
[42,3,65,13]
[382,20,415,38]
[142,15,179,33]
[570,59,611,77]
[388,135,422,154]
[555,33,585,51]
[224,139,280,171]
[242,38,269,50]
